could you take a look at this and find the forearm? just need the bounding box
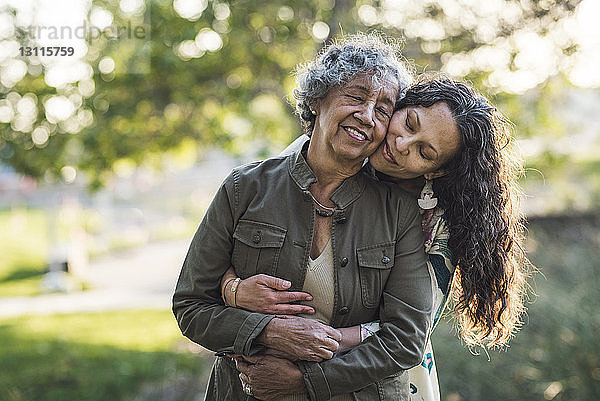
[173,174,274,355]
[337,326,361,351]
[173,293,274,355]
[173,240,274,354]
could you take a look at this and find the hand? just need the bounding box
[235,354,305,401]
[234,274,315,315]
[256,315,342,361]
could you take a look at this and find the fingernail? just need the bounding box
[283,280,291,287]
[306,295,313,301]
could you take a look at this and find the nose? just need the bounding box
[354,103,375,127]
[395,135,414,156]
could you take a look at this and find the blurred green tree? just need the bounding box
[0,0,585,188]
[433,214,600,400]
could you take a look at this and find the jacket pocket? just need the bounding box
[232,220,286,277]
[356,242,395,308]
[376,370,410,401]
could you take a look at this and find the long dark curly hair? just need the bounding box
[398,74,531,348]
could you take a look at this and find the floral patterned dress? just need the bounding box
[410,206,454,401]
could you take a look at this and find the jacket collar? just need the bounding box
[288,138,367,209]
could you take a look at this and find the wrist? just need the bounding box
[256,316,281,346]
[338,326,361,350]
[221,277,235,305]
[223,277,241,307]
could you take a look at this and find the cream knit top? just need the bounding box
[279,240,352,401]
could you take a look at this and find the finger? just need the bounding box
[303,352,324,362]
[258,274,292,290]
[270,304,315,315]
[321,337,340,352]
[324,327,343,342]
[317,347,334,360]
[276,291,313,303]
[304,349,327,362]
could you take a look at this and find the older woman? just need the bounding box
[173,34,435,401]
[224,75,529,401]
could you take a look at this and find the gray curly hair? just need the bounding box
[293,33,413,135]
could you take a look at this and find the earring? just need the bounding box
[417,179,438,210]
[310,109,317,115]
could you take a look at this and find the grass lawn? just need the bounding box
[0,209,48,297]
[0,310,212,401]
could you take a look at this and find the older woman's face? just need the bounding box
[369,102,461,179]
[313,73,398,164]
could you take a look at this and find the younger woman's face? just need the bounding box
[369,102,462,179]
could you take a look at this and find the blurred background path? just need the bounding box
[0,240,189,317]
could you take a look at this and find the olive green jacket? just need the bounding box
[173,143,433,401]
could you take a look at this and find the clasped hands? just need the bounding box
[230,277,343,400]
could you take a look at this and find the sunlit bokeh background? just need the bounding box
[0,1,598,400]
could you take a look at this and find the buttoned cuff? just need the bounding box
[233,312,275,356]
[296,361,331,401]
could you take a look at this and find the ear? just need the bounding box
[424,170,447,180]
[311,100,321,115]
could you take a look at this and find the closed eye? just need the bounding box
[405,115,413,132]
[376,106,391,118]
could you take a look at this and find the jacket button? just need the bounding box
[253,234,261,243]
[381,256,390,264]
[340,257,348,267]
[338,306,349,315]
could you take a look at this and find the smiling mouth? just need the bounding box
[344,127,368,142]
[382,141,398,164]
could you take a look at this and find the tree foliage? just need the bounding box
[0,0,585,188]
